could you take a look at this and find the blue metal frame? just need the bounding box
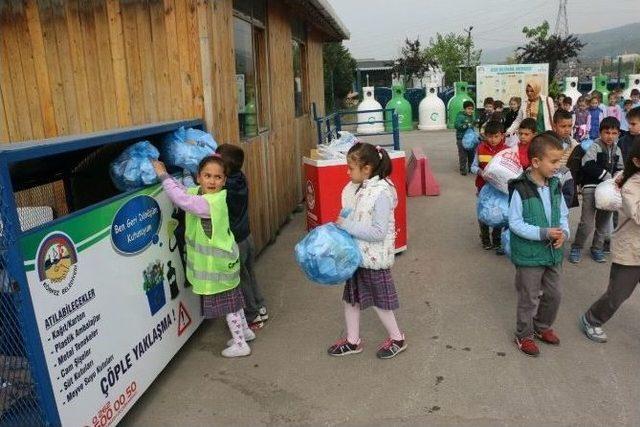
[311,103,400,150]
[0,119,203,426]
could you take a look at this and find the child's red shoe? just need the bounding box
[535,328,560,345]
[514,336,540,357]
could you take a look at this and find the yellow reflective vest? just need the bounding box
[185,187,240,295]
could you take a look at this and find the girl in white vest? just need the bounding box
[328,143,406,359]
[153,157,252,358]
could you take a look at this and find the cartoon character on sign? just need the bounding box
[36,232,78,296]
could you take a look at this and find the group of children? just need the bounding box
[145,89,640,361]
[151,138,407,360]
[456,91,640,355]
[565,88,640,142]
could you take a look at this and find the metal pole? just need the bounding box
[392,112,400,150]
[464,26,473,68]
[616,57,622,90]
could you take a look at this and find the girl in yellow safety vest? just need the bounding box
[153,156,252,358]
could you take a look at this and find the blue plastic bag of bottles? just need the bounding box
[161,127,217,175]
[462,128,480,150]
[580,138,594,152]
[109,141,159,192]
[294,223,362,285]
[477,183,509,227]
[501,228,511,259]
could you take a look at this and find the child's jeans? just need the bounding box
[515,265,562,338]
[571,187,612,252]
[238,235,265,321]
[456,138,475,174]
[585,264,640,326]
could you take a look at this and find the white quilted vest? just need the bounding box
[341,176,397,269]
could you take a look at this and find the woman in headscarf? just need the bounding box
[506,80,555,135]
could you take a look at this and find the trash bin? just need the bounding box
[303,151,407,252]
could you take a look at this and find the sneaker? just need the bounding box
[579,314,608,343]
[258,307,268,321]
[534,328,560,345]
[514,336,539,357]
[482,241,493,250]
[248,315,263,330]
[327,338,362,356]
[603,240,611,254]
[569,248,582,264]
[495,245,505,256]
[226,329,256,347]
[221,343,251,358]
[376,335,407,359]
[590,249,606,263]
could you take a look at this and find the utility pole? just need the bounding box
[464,26,473,67]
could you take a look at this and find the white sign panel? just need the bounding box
[476,63,549,105]
[19,184,203,426]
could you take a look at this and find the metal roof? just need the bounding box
[286,0,350,41]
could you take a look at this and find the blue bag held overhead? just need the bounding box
[294,223,362,285]
[477,183,509,227]
[110,141,160,192]
[462,128,480,150]
[161,127,217,175]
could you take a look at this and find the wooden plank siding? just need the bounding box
[0,0,330,252]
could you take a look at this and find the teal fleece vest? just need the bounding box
[508,174,564,267]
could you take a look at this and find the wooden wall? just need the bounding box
[0,0,328,251]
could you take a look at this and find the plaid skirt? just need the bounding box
[343,268,399,310]
[201,286,245,319]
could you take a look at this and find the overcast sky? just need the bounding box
[326,0,640,60]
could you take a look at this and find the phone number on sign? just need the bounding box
[90,381,138,427]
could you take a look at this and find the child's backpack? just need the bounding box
[566,144,585,188]
[566,139,594,189]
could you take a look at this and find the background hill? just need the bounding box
[482,22,640,63]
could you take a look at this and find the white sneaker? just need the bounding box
[226,329,256,347]
[221,343,251,358]
[258,307,268,321]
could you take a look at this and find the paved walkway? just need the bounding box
[122,130,640,426]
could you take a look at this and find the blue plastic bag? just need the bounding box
[477,183,509,227]
[501,228,511,259]
[110,141,159,192]
[294,223,362,285]
[462,128,479,150]
[580,138,594,152]
[161,127,217,175]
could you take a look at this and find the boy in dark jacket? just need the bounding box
[454,100,476,175]
[216,144,267,327]
[569,117,623,264]
[508,131,569,356]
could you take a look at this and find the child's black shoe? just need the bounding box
[327,338,362,356]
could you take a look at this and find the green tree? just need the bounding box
[323,42,356,112]
[391,38,438,85]
[515,21,585,81]
[425,33,481,85]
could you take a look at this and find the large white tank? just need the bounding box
[562,77,581,108]
[623,74,640,100]
[418,83,446,131]
[356,87,384,134]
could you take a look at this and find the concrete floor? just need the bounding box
[121,130,640,426]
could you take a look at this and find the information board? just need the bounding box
[476,64,549,105]
[19,184,203,426]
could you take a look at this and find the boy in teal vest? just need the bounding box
[507,131,570,357]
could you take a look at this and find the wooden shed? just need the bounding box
[0,0,349,251]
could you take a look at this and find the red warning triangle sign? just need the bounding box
[177,302,192,336]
